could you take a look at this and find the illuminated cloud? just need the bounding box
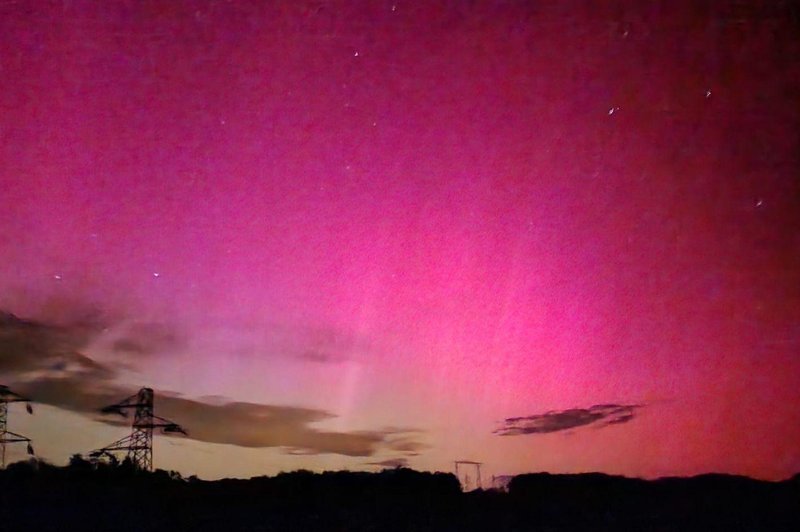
[495,404,642,436]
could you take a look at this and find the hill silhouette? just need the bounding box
[0,459,798,531]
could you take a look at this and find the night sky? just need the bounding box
[1,0,799,481]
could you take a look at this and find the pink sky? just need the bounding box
[1,1,799,481]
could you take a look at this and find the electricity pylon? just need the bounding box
[454,460,483,491]
[89,387,186,472]
[0,385,34,468]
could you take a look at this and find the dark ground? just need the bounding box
[1,459,798,531]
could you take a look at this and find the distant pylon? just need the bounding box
[0,385,35,467]
[454,460,482,491]
[89,387,186,472]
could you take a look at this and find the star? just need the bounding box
[153,272,161,278]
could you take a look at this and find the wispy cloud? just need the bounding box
[495,404,642,436]
[296,349,347,364]
[109,321,185,356]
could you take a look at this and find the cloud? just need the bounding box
[109,321,185,356]
[296,349,347,364]
[0,311,113,379]
[365,458,409,468]
[260,323,377,364]
[110,319,376,365]
[495,404,642,436]
[14,376,388,456]
[1,310,425,457]
[9,376,124,415]
[383,430,429,456]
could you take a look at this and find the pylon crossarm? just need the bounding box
[0,431,32,443]
[93,445,135,452]
[114,391,144,406]
[137,414,187,435]
[99,405,128,416]
[99,392,148,415]
[89,434,135,455]
[161,424,187,435]
[0,386,30,403]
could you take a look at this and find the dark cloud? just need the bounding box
[10,376,125,415]
[157,397,388,456]
[296,350,346,364]
[365,458,409,468]
[1,310,425,457]
[383,431,429,456]
[0,311,113,379]
[495,404,642,436]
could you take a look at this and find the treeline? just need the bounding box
[1,458,798,531]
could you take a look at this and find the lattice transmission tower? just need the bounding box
[89,387,186,471]
[0,385,34,468]
[454,460,483,491]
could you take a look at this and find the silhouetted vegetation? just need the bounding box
[0,459,798,531]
